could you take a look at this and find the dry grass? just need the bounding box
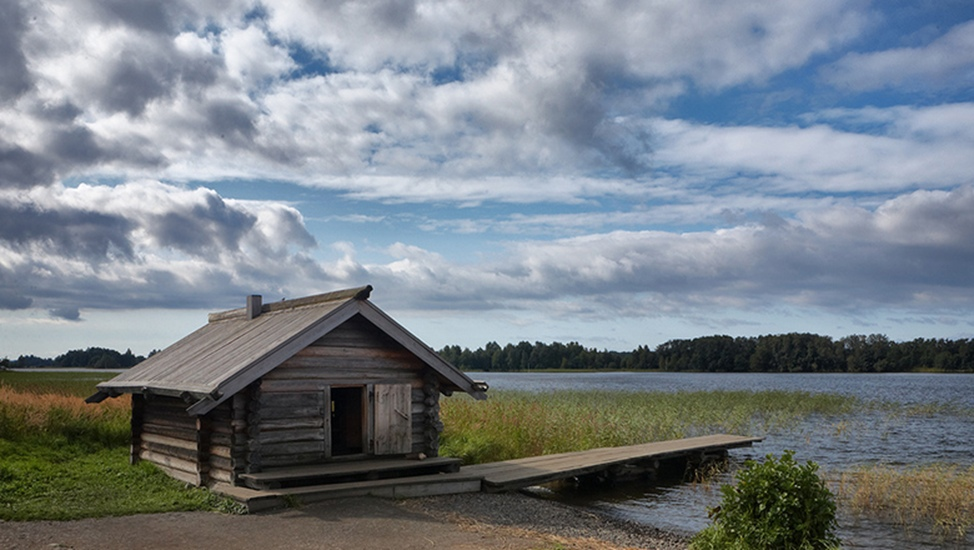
[837,464,974,540]
[0,384,129,443]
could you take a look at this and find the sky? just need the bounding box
[1,0,974,358]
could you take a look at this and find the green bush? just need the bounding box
[690,450,839,550]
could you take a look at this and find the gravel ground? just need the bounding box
[0,493,689,550]
[404,492,690,550]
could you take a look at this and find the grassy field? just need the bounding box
[0,371,240,520]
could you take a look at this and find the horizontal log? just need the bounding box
[142,424,198,444]
[259,392,322,409]
[140,449,199,476]
[258,379,330,393]
[209,455,232,471]
[260,417,325,430]
[207,468,233,484]
[293,346,413,360]
[257,428,326,445]
[259,406,323,420]
[141,440,198,462]
[209,422,233,436]
[141,429,197,450]
[261,440,325,457]
[259,453,325,468]
[276,355,423,372]
[209,444,233,459]
[262,371,422,386]
[210,433,231,447]
[143,410,197,429]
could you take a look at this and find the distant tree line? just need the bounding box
[439,333,974,373]
[2,347,153,370]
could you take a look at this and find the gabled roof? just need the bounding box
[87,285,487,414]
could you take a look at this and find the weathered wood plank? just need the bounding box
[142,422,197,443]
[259,417,325,430]
[259,392,321,408]
[257,428,326,445]
[261,440,325,457]
[141,430,197,451]
[373,384,412,455]
[293,346,414,360]
[465,435,764,491]
[141,440,197,462]
[259,406,322,420]
[140,449,199,475]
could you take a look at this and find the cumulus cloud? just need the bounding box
[0,180,325,316]
[0,0,874,195]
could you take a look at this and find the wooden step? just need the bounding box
[238,457,462,490]
[212,471,483,512]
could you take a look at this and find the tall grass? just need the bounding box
[837,464,974,540]
[439,389,857,464]
[0,374,238,520]
[0,385,129,446]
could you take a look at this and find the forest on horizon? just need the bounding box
[3,333,972,373]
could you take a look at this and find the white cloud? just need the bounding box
[349,187,974,315]
[651,104,974,194]
[822,20,974,91]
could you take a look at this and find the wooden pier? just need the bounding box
[214,434,762,511]
[465,434,763,492]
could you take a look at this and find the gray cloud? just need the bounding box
[0,202,135,261]
[0,0,32,102]
[0,142,56,189]
[149,193,257,255]
[49,306,81,321]
[0,180,322,314]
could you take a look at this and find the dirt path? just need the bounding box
[0,494,689,550]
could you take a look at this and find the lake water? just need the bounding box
[475,372,974,549]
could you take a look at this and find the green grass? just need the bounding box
[439,389,858,464]
[0,440,238,520]
[0,372,242,521]
[0,370,117,396]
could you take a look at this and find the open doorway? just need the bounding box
[330,386,364,456]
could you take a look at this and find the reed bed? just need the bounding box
[837,464,974,540]
[439,389,858,464]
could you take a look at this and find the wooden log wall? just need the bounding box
[252,314,440,469]
[138,395,206,486]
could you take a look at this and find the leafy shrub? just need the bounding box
[690,450,839,550]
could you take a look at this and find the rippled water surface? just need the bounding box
[479,372,974,549]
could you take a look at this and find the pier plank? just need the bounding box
[465,434,762,491]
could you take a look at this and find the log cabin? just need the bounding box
[86,286,487,488]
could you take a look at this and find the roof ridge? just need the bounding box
[207,285,372,323]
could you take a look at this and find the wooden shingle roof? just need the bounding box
[87,285,487,414]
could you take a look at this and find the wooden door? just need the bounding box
[372,384,412,455]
